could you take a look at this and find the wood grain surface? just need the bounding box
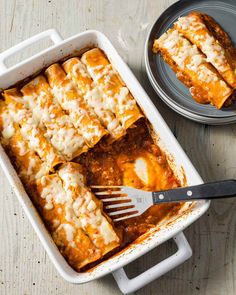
[0,0,236,294]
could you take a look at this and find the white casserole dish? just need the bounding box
[0,29,210,294]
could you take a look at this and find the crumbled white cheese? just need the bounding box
[175,15,228,72]
[2,124,15,139]
[60,223,75,242]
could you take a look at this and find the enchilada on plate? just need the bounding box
[153,28,233,108]
[153,12,236,109]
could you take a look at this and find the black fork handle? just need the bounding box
[152,180,236,204]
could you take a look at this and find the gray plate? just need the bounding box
[145,0,236,124]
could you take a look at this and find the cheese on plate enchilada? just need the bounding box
[153,12,236,109]
[153,28,232,108]
[174,12,236,89]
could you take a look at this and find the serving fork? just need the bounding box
[91,180,236,222]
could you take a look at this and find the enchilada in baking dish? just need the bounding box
[62,57,126,140]
[34,162,120,270]
[0,47,184,271]
[153,12,236,109]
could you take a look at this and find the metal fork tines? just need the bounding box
[91,185,153,222]
[92,180,236,221]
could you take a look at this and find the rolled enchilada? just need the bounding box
[63,57,126,140]
[0,101,49,186]
[21,76,88,160]
[34,173,102,270]
[34,162,120,270]
[81,48,143,129]
[2,89,63,170]
[45,64,107,147]
[58,162,120,255]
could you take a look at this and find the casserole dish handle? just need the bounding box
[0,29,63,73]
[112,231,192,294]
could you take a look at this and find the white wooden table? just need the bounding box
[0,0,236,294]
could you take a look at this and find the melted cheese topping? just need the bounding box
[45,115,85,159]
[58,164,85,188]
[52,84,104,145]
[157,29,224,85]
[72,62,90,79]
[16,140,28,156]
[115,87,136,114]
[26,157,37,176]
[2,91,64,168]
[44,63,107,148]
[58,164,119,246]
[176,16,204,31]
[86,64,118,114]
[99,219,118,245]
[58,223,75,242]
[2,123,15,139]
[22,79,87,160]
[176,15,228,72]
[40,176,68,210]
[65,60,124,139]
[86,63,114,83]
[0,109,16,139]
[38,164,119,248]
[82,52,140,129]
[34,163,49,179]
